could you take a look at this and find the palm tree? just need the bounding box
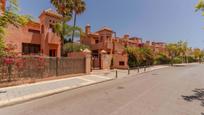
[177,41,188,63]
[53,22,84,55]
[166,43,178,66]
[140,47,154,66]
[50,0,73,17]
[50,0,74,55]
[71,0,86,42]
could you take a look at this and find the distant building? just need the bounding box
[145,41,167,54]
[4,9,62,57]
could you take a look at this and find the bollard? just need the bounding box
[115,70,118,79]
[144,66,146,72]
[128,68,130,75]
[137,67,139,73]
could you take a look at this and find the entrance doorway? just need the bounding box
[49,49,56,57]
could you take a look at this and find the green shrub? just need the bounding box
[154,53,170,65]
[63,43,90,54]
[173,57,182,64]
[187,56,196,63]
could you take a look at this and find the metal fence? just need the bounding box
[0,56,86,82]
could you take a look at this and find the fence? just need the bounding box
[0,56,87,82]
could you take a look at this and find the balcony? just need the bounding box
[47,32,61,45]
[91,41,113,50]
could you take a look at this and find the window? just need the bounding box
[49,49,56,57]
[49,24,55,32]
[28,29,40,34]
[95,40,99,44]
[22,43,40,55]
[119,61,125,66]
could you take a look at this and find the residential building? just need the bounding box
[145,41,167,54]
[81,24,129,69]
[4,9,62,57]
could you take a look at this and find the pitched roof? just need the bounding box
[96,26,113,32]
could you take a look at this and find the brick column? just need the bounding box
[83,49,91,74]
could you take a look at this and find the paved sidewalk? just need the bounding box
[0,75,113,108]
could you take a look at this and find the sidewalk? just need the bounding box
[0,75,113,108]
[91,65,169,79]
[0,65,169,108]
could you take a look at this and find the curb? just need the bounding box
[0,78,114,108]
[118,66,170,78]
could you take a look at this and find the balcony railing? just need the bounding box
[91,41,113,50]
[47,32,61,45]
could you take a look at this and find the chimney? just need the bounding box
[85,24,91,34]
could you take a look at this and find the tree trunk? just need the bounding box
[71,12,77,43]
[61,21,66,56]
[171,56,174,66]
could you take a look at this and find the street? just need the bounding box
[0,64,204,115]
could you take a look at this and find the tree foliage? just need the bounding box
[126,46,154,67]
[63,43,89,54]
[53,22,84,40]
[71,0,86,42]
[196,0,204,14]
[0,0,30,56]
[50,0,86,55]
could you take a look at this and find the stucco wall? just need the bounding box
[113,53,128,69]
[5,25,41,54]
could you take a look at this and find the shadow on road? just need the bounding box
[181,89,204,115]
[181,88,204,107]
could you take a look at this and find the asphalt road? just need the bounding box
[0,64,204,115]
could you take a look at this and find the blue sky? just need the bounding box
[18,0,204,48]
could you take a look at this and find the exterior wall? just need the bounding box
[113,53,128,69]
[5,25,41,55]
[0,0,5,14]
[100,53,112,69]
[113,41,125,53]
[67,52,91,74]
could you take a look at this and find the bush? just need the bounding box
[128,54,138,68]
[173,57,182,64]
[154,53,170,65]
[187,56,196,63]
[63,43,90,54]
